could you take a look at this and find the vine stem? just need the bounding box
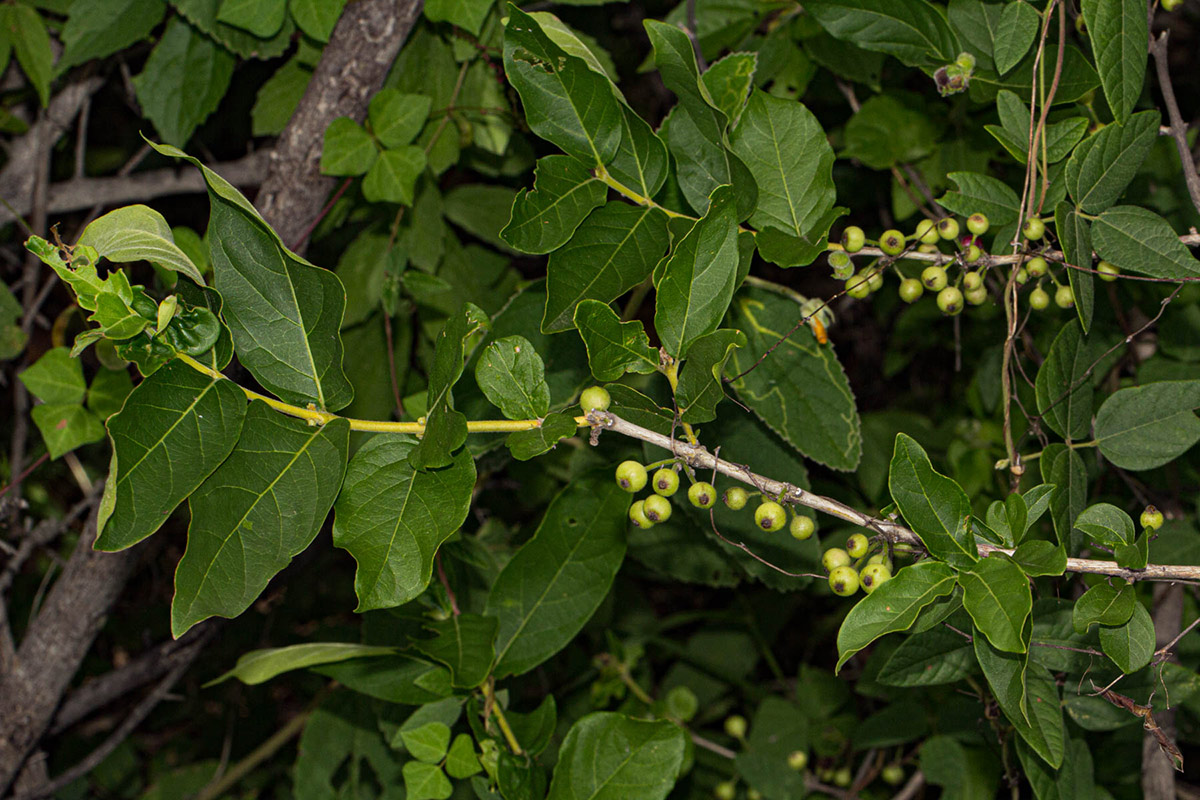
[483,680,523,756]
[586,410,1200,583]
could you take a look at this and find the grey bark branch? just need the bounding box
[1150,31,1200,217]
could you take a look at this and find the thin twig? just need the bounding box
[1151,31,1200,216]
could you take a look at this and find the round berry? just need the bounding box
[829,565,860,596]
[881,764,905,786]
[879,229,906,256]
[616,461,648,492]
[1141,505,1165,531]
[666,685,699,721]
[937,286,964,315]
[1022,217,1046,240]
[955,51,977,71]
[1054,284,1075,309]
[828,250,854,280]
[714,781,736,800]
[652,468,680,497]
[867,553,890,567]
[963,271,983,291]
[841,226,866,253]
[724,487,750,510]
[918,243,940,254]
[688,481,716,509]
[915,219,939,245]
[787,750,808,771]
[833,767,852,788]
[822,547,851,573]
[921,265,948,291]
[724,715,748,739]
[748,790,763,800]
[1026,256,1048,278]
[966,244,983,263]
[629,500,654,529]
[1029,286,1050,310]
[867,268,884,292]
[965,286,988,306]
[937,217,960,240]
[860,563,893,593]
[790,514,815,540]
[846,533,869,559]
[755,501,787,532]
[580,385,611,412]
[846,272,873,299]
[1098,261,1120,282]
[643,494,672,523]
[967,213,989,236]
[898,278,924,304]
[1015,267,1029,285]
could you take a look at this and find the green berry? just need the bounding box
[898,278,924,304]
[787,750,808,771]
[879,229,906,256]
[1141,505,1165,531]
[616,461,648,492]
[666,685,699,722]
[748,790,763,800]
[724,487,749,510]
[962,271,983,291]
[842,226,866,253]
[629,500,654,529]
[714,781,736,800]
[1022,217,1046,240]
[846,271,873,299]
[755,501,787,532]
[921,265,948,291]
[829,565,860,596]
[965,286,988,306]
[1098,261,1120,282]
[937,286,964,315]
[829,250,854,280]
[1026,256,1048,278]
[918,243,940,254]
[652,468,680,497]
[915,219,939,245]
[1015,267,1029,285]
[881,764,905,785]
[643,494,672,523]
[833,767,852,788]
[822,547,851,573]
[967,213,989,236]
[867,553,890,567]
[1029,286,1050,310]
[790,514,815,540]
[860,563,893,593]
[724,715,748,739]
[580,385,611,412]
[955,51,976,72]
[846,533,869,559]
[966,244,982,262]
[867,268,884,292]
[1055,284,1075,309]
[689,481,717,509]
[1163,0,1183,10]
[937,217,960,240]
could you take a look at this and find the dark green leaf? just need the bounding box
[889,433,976,567]
[1074,502,1135,547]
[573,300,658,381]
[475,335,550,420]
[1098,601,1153,673]
[410,303,489,470]
[1080,0,1147,124]
[993,1,1038,74]
[675,329,745,424]
[546,713,686,800]
[960,553,1031,653]
[30,404,104,459]
[1094,379,1200,470]
[1035,320,1093,441]
[412,614,498,688]
[506,412,579,461]
[1011,540,1067,577]
[975,636,1064,767]
[59,0,166,70]
[1041,444,1086,548]
[1065,111,1159,213]
[216,0,286,37]
[369,88,430,149]
[1055,202,1094,333]
[879,625,976,687]
[1072,583,1135,633]
[362,146,426,205]
[86,367,134,420]
[1017,736,1095,800]
[841,94,937,170]
[937,171,1021,224]
[501,155,607,254]
[172,0,295,59]
[1092,205,1200,280]
[7,5,52,106]
[702,52,756,125]
[803,0,959,66]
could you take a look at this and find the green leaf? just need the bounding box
[836,561,958,671]
[841,94,937,170]
[573,300,658,382]
[1098,601,1154,673]
[369,89,431,149]
[289,0,346,41]
[312,655,453,705]
[1017,736,1095,800]
[425,0,492,35]
[946,0,1004,71]
[993,1,1038,74]
[1092,205,1200,280]
[1055,202,1094,333]
[888,433,976,568]
[937,171,1021,225]
[986,91,1088,164]
[726,287,861,471]
[1011,540,1067,577]
[702,52,756,126]
[920,735,1001,797]
[19,347,86,405]
[412,614,499,689]
[501,155,606,254]
[362,146,426,205]
[486,477,628,678]
[1072,583,1135,633]
[1074,502,1135,548]
[400,722,452,764]
[803,0,959,67]
[654,185,740,358]
[506,411,579,461]
[960,553,1032,653]
[217,0,286,37]
[675,329,745,424]
[132,17,235,146]
[403,762,452,800]
[542,203,670,333]
[445,734,482,779]
[975,636,1064,767]
[1094,379,1200,470]
[1080,0,1147,124]
[333,435,476,611]
[503,6,622,166]
[609,104,669,200]
[96,360,246,551]
[1114,530,1149,570]
[208,642,395,686]
[30,404,105,460]
[1035,320,1093,442]
[320,117,378,176]
[547,713,686,800]
[172,0,295,59]
[1065,110,1159,213]
[59,0,166,71]
[972,44,1099,106]
[878,625,975,687]
[78,205,205,285]
[87,368,134,420]
[442,184,520,254]
[6,5,53,107]
[171,402,350,636]
[475,335,551,419]
[1041,444,1086,548]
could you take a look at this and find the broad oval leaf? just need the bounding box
[937,171,1020,225]
[803,0,960,67]
[475,335,550,420]
[959,553,1031,654]
[888,433,976,567]
[1064,111,1159,213]
[878,625,976,687]
[501,155,606,254]
[975,637,1065,767]
[1080,0,1147,124]
[674,328,745,424]
[1034,320,1093,441]
[1041,443,1087,548]
[993,1,1038,74]
[79,205,205,285]
[547,712,686,800]
[412,613,499,689]
[1094,379,1200,470]
[1099,601,1154,673]
[1074,502,1135,547]
[1092,205,1200,280]
[1072,582,1135,633]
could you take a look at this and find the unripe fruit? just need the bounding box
[580,385,611,412]
[898,278,924,304]
[1141,505,1165,531]
[616,461,648,492]
[787,750,808,771]
[689,481,717,509]
[823,547,851,572]
[724,715,748,739]
[643,494,672,523]
[937,217,960,240]
[867,553,890,567]
[1022,217,1046,240]
[921,265,948,291]
[846,533,869,558]
[755,501,787,532]
[1054,284,1075,309]
[879,229,906,255]
[860,563,893,593]
[955,51,976,72]
[937,286,964,315]
[915,219,939,245]
[1029,286,1050,310]
[846,272,873,299]
[965,286,988,306]
[842,226,866,253]
[666,685,699,721]
[1015,267,1029,285]
[652,468,680,496]
[748,790,763,800]
[724,487,749,510]
[881,764,905,786]
[962,271,983,291]
[790,514,815,540]
[629,500,654,529]
[967,213,989,236]
[1098,261,1120,282]
[1026,256,1048,278]
[833,767,853,788]
[966,244,982,262]
[866,268,884,292]
[1163,0,1183,10]
[829,250,854,280]
[714,781,736,800]
[829,565,860,596]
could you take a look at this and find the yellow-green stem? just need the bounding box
[484,681,524,755]
[663,360,699,444]
[594,166,694,221]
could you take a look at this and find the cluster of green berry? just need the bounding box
[822,533,893,597]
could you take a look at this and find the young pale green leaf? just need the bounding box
[702,52,756,126]
[207,642,395,686]
[289,0,346,41]
[171,403,349,637]
[1080,0,1147,124]
[320,117,378,176]
[368,89,431,149]
[1011,540,1067,577]
[78,205,205,285]
[574,300,658,382]
[401,722,452,764]
[132,17,234,146]
[1065,111,1159,213]
[333,435,476,611]
[547,713,686,800]
[412,614,499,689]
[674,329,746,424]
[1099,601,1154,673]
[362,146,425,205]
[503,6,622,166]
[889,433,976,568]
[216,0,286,37]
[96,360,246,551]
[937,171,1021,225]
[425,0,492,35]
[993,1,1038,74]
[654,185,740,359]
[1041,444,1087,548]
[475,335,550,420]
[803,0,959,66]
[1094,379,1200,470]
[975,638,1065,767]
[19,347,86,405]
[836,561,958,671]
[727,288,861,471]
[1074,502,1135,547]
[1072,583,1135,633]
[58,0,167,71]
[403,762,452,800]
[501,155,606,254]
[506,411,579,461]
[959,553,1032,654]
[1092,205,1200,280]
[878,625,976,687]
[841,94,937,170]
[486,477,628,678]
[1055,202,1094,332]
[1034,320,1093,442]
[30,404,105,460]
[445,734,482,779]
